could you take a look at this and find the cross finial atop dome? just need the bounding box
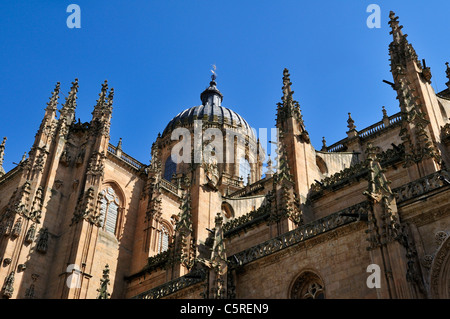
[211,64,217,83]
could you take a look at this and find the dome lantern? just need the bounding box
[200,72,224,107]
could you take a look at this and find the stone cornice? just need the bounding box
[227,203,368,268]
[309,144,405,199]
[130,268,207,299]
[106,143,146,172]
[325,112,402,152]
[393,170,449,205]
[404,204,450,228]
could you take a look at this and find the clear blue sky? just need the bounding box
[1,1,450,173]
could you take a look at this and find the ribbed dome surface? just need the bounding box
[162,105,256,140]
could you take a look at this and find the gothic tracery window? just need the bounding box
[291,271,325,299]
[100,187,121,236]
[158,224,170,253]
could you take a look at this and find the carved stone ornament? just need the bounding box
[97,264,111,299]
[25,273,39,299]
[203,160,220,189]
[59,148,71,166]
[25,223,36,244]
[421,255,433,269]
[2,271,15,298]
[71,187,103,227]
[86,153,105,177]
[3,258,12,266]
[36,228,49,254]
[435,231,448,247]
[33,152,47,173]
[11,217,22,238]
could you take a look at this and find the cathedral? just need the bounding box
[0,11,449,299]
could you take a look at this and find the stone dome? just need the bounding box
[162,77,256,140]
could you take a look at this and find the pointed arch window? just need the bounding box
[164,154,177,182]
[158,224,170,253]
[291,271,325,299]
[100,187,121,236]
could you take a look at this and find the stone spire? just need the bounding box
[33,82,62,148]
[211,213,226,268]
[362,143,423,297]
[90,81,114,137]
[176,184,193,236]
[388,11,405,44]
[46,82,61,114]
[276,68,309,142]
[364,143,393,199]
[321,137,327,151]
[97,264,111,299]
[347,113,356,131]
[387,11,441,172]
[388,11,421,77]
[174,179,195,271]
[107,87,114,113]
[265,154,274,178]
[59,79,79,122]
[364,143,396,247]
[277,69,300,123]
[274,132,293,184]
[347,113,358,138]
[446,62,450,89]
[149,141,162,177]
[0,137,6,176]
[92,80,109,119]
[382,106,390,127]
[282,68,294,105]
[209,212,227,299]
[270,133,303,227]
[200,67,223,107]
[20,152,27,163]
[382,106,388,119]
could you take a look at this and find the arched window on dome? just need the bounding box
[100,186,122,237]
[239,157,251,185]
[164,154,177,182]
